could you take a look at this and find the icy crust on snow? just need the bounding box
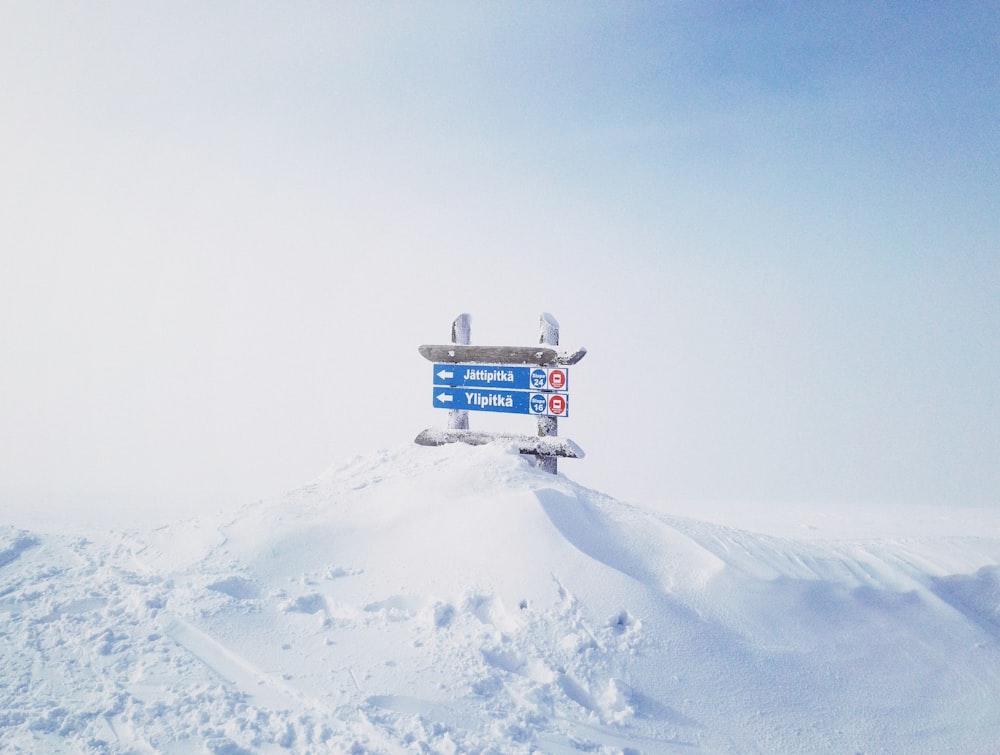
[2,444,1000,753]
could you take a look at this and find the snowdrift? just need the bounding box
[2,444,999,753]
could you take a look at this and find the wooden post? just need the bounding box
[448,313,471,430]
[537,312,559,474]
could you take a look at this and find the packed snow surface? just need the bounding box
[2,443,999,753]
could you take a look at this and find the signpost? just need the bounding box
[432,387,569,416]
[415,313,586,473]
[432,364,569,392]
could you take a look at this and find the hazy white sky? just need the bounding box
[2,2,998,522]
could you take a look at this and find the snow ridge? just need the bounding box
[2,444,999,753]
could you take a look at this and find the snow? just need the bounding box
[2,443,1000,753]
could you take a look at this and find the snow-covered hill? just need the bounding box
[2,444,999,753]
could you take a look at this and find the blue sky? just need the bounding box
[1,2,997,521]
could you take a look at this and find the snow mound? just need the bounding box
[2,444,1000,753]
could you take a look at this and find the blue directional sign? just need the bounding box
[433,387,569,417]
[433,364,568,392]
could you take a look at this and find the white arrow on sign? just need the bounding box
[436,392,454,403]
[436,369,454,380]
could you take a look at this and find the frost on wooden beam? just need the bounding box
[418,344,587,366]
[414,428,585,459]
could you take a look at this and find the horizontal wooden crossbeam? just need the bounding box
[418,344,587,366]
[414,428,585,459]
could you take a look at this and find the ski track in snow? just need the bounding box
[2,443,999,753]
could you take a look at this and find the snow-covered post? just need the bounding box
[448,313,472,431]
[537,312,559,474]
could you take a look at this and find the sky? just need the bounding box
[1,1,998,524]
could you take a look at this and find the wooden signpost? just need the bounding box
[414,313,586,473]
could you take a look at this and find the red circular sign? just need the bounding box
[548,369,566,390]
[548,394,566,415]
